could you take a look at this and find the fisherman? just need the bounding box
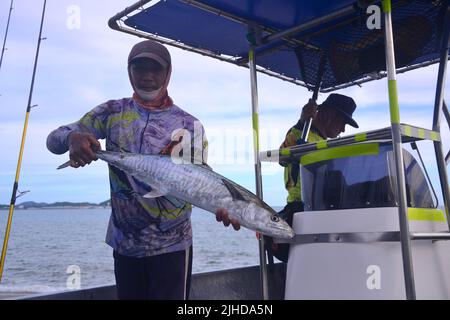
[46,39,239,300]
[268,94,359,262]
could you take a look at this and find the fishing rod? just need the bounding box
[0,0,47,283]
[300,53,327,142]
[0,0,14,73]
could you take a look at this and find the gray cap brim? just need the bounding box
[129,53,169,70]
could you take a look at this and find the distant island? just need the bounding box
[0,200,111,210]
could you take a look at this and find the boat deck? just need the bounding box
[13,264,286,300]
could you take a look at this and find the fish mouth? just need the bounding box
[259,224,295,240]
[275,229,295,240]
[268,217,295,239]
[272,222,295,239]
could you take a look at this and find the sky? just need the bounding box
[0,0,448,207]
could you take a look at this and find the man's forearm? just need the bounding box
[46,124,78,155]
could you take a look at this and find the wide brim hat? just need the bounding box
[321,93,359,128]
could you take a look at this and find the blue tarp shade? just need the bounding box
[124,0,448,90]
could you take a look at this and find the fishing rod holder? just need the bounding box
[15,190,30,199]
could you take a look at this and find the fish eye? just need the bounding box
[270,215,280,222]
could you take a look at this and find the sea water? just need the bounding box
[0,207,262,296]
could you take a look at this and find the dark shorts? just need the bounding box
[113,246,193,300]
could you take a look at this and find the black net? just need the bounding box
[292,0,447,90]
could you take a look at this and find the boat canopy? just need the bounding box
[113,0,449,91]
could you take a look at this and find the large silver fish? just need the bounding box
[59,151,294,239]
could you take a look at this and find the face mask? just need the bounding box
[135,87,162,102]
[130,68,163,102]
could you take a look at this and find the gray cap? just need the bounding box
[128,40,171,70]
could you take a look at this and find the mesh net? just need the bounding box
[292,0,447,89]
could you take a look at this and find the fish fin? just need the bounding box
[222,178,246,202]
[196,163,213,171]
[141,180,170,199]
[143,189,168,199]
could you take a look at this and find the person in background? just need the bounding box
[268,93,359,262]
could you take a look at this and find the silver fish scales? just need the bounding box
[89,151,295,240]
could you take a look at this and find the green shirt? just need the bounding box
[281,121,324,203]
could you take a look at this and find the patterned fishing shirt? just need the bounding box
[47,98,208,258]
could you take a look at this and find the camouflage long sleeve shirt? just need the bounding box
[47,98,208,258]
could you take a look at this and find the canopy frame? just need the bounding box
[108,0,307,87]
[109,0,449,92]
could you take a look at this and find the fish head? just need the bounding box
[241,202,295,240]
[265,213,295,240]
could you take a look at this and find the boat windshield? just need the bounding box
[301,143,435,211]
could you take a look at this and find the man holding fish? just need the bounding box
[47,40,245,300]
[48,39,296,300]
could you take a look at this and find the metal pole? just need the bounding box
[179,0,317,51]
[432,6,450,225]
[248,46,269,300]
[411,233,450,240]
[264,4,356,44]
[0,0,47,282]
[382,0,415,300]
[0,0,14,73]
[300,54,326,142]
[443,100,449,165]
[443,101,450,130]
